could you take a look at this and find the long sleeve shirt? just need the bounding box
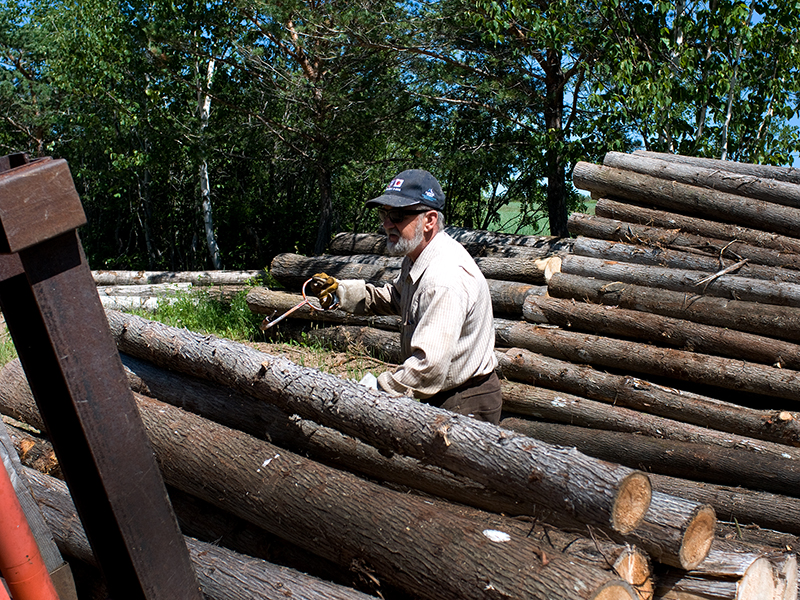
[336,231,497,399]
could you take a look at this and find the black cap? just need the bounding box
[365,169,445,211]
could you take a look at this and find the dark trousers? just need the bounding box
[424,371,502,425]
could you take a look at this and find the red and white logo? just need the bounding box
[386,178,404,191]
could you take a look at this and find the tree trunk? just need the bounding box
[499,417,800,497]
[314,162,334,256]
[270,251,559,286]
[593,197,800,256]
[522,294,800,369]
[328,229,572,258]
[633,150,800,186]
[23,467,379,600]
[500,380,800,462]
[543,47,569,238]
[559,253,800,308]
[547,271,800,343]
[495,347,800,447]
[92,270,266,286]
[569,213,800,276]
[572,161,800,237]
[603,151,800,209]
[198,58,222,269]
[650,473,800,538]
[568,229,800,282]
[494,318,800,402]
[2,365,654,596]
[103,310,652,535]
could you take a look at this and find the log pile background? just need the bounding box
[2,150,800,599]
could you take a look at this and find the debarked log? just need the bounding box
[593,197,800,256]
[22,467,380,600]
[572,161,800,237]
[494,318,800,402]
[105,310,652,535]
[92,270,266,286]
[522,294,800,369]
[559,253,800,307]
[499,380,800,461]
[603,151,800,210]
[568,229,800,282]
[547,271,800,344]
[495,347,800,447]
[499,417,800,497]
[270,251,560,287]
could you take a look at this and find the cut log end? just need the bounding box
[613,547,654,600]
[537,256,562,283]
[612,471,652,534]
[737,557,777,600]
[590,581,638,600]
[678,505,716,571]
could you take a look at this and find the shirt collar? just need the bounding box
[406,231,448,283]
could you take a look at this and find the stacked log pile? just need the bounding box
[243,151,800,599]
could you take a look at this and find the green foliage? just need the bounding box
[133,287,264,342]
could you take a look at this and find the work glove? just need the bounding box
[308,272,339,309]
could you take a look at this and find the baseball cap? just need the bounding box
[365,169,445,211]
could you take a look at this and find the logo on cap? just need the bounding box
[386,178,404,192]
[424,188,436,199]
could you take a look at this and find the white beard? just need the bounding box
[386,216,424,256]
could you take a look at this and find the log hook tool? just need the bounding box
[260,277,340,331]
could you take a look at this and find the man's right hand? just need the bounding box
[308,273,339,309]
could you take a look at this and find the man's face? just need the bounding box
[380,206,426,257]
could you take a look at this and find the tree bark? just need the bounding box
[499,417,800,497]
[522,294,800,369]
[593,197,800,256]
[560,253,800,307]
[97,283,193,296]
[329,230,572,258]
[568,230,800,283]
[495,347,800,447]
[494,318,800,402]
[270,251,559,286]
[603,151,800,210]
[500,380,800,461]
[104,310,652,535]
[569,211,800,273]
[23,467,379,600]
[572,161,800,237]
[633,150,800,186]
[547,271,800,343]
[92,270,266,286]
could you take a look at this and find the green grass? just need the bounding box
[130,287,265,343]
[0,325,17,367]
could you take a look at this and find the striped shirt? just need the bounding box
[337,231,497,399]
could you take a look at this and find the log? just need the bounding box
[633,150,800,186]
[91,270,267,286]
[559,253,800,308]
[603,151,800,209]
[495,347,800,447]
[499,417,800,497]
[96,282,193,296]
[104,310,652,535]
[22,467,381,600]
[98,295,183,312]
[494,318,800,403]
[329,230,573,259]
[594,197,800,256]
[569,212,800,273]
[500,380,800,462]
[547,271,800,344]
[573,161,800,237]
[132,394,649,600]
[270,251,560,287]
[522,294,800,369]
[568,229,800,282]
[649,473,800,537]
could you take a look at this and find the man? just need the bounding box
[311,169,502,424]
